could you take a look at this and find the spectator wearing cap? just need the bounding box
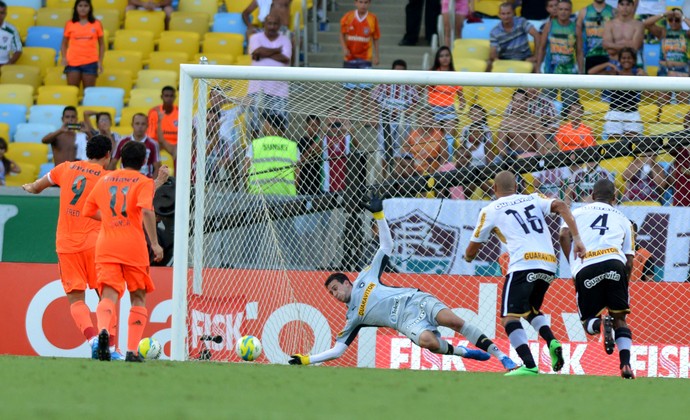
[245,111,299,196]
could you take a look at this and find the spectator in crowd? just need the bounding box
[591,48,645,140]
[321,108,359,193]
[297,115,323,196]
[126,0,174,29]
[428,46,464,157]
[147,86,179,158]
[496,89,548,161]
[644,8,690,105]
[245,111,298,195]
[459,104,494,168]
[671,112,690,206]
[576,0,615,74]
[340,0,380,120]
[555,101,596,151]
[441,0,473,46]
[629,221,655,282]
[109,113,160,179]
[243,0,293,38]
[504,87,560,137]
[371,59,419,180]
[539,0,559,33]
[61,0,105,89]
[42,106,89,165]
[83,110,120,152]
[402,108,449,177]
[0,1,22,67]
[531,141,572,200]
[0,137,20,185]
[602,0,644,63]
[566,162,615,202]
[399,0,441,46]
[488,3,540,71]
[622,154,668,203]
[248,13,291,138]
[537,0,580,109]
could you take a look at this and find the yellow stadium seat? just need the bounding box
[15,47,56,77]
[36,7,72,28]
[194,53,236,65]
[124,10,166,40]
[6,6,35,41]
[577,89,602,102]
[477,86,515,116]
[4,163,38,187]
[455,58,488,72]
[91,0,128,16]
[453,39,490,61]
[103,50,144,74]
[94,9,121,43]
[645,123,684,136]
[0,84,34,108]
[581,100,609,118]
[77,106,117,125]
[43,66,68,87]
[224,0,253,14]
[233,54,252,66]
[0,65,42,89]
[0,122,9,141]
[656,151,675,163]
[599,156,633,192]
[620,200,661,206]
[491,59,533,73]
[646,65,659,77]
[203,33,244,57]
[159,31,201,60]
[46,0,73,7]
[160,150,175,175]
[5,143,50,167]
[112,125,132,136]
[120,106,151,126]
[639,103,659,124]
[572,0,590,13]
[474,0,502,17]
[113,29,155,62]
[96,69,134,100]
[136,69,178,90]
[128,88,161,108]
[659,104,690,124]
[178,0,219,22]
[37,85,79,107]
[148,51,189,77]
[169,11,210,37]
[584,118,605,139]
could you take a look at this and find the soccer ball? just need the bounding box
[138,337,162,360]
[236,335,262,361]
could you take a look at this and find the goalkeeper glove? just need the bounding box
[361,191,385,218]
[288,354,310,365]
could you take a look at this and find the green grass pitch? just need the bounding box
[0,356,685,419]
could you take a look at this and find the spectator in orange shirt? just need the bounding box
[148,86,179,158]
[402,108,449,177]
[428,46,465,158]
[555,101,596,152]
[340,0,381,121]
[84,141,163,362]
[22,135,114,359]
[61,0,105,89]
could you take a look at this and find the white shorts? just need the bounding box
[604,110,643,135]
[397,292,447,346]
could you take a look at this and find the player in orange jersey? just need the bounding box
[84,141,163,362]
[22,135,115,358]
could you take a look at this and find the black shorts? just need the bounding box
[585,55,609,74]
[575,259,630,321]
[501,269,556,317]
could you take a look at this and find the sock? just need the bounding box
[615,327,633,367]
[70,301,97,341]
[530,314,556,344]
[505,320,536,369]
[127,306,149,353]
[109,313,118,349]
[586,318,601,335]
[436,339,458,356]
[96,298,116,333]
[461,324,506,359]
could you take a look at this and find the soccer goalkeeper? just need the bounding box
[289,192,518,371]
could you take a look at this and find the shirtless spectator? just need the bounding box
[603,0,644,61]
[496,89,548,162]
[243,0,292,38]
[41,106,89,165]
[504,88,559,138]
[488,3,540,71]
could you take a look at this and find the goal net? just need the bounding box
[171,65,690,378]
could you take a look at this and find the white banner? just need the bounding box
[383,199,690,282]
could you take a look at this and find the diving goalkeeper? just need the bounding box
[288,192,518,371]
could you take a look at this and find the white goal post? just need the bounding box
[170,64,690,378]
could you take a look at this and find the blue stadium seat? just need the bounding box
[462,19,499,40]
[82,87,125,123]
[39,162,55,178]
[29,105,65,128]
[644,43,661,67]
[667,0,683,6]
[25,26,64,55]
[212,13,247,39]
[5,0,42,9]
[0,104,28,139]
[14,123,57,144]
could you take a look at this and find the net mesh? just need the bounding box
[180,72,690,377]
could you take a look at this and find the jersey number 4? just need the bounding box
[590,214,609,235]
[505,205,544,234]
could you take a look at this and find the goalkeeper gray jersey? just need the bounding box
[336,249,418,346]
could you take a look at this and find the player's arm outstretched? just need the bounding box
[362,190,393,256]
[22,174,55,194]
[552,199,586,261]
